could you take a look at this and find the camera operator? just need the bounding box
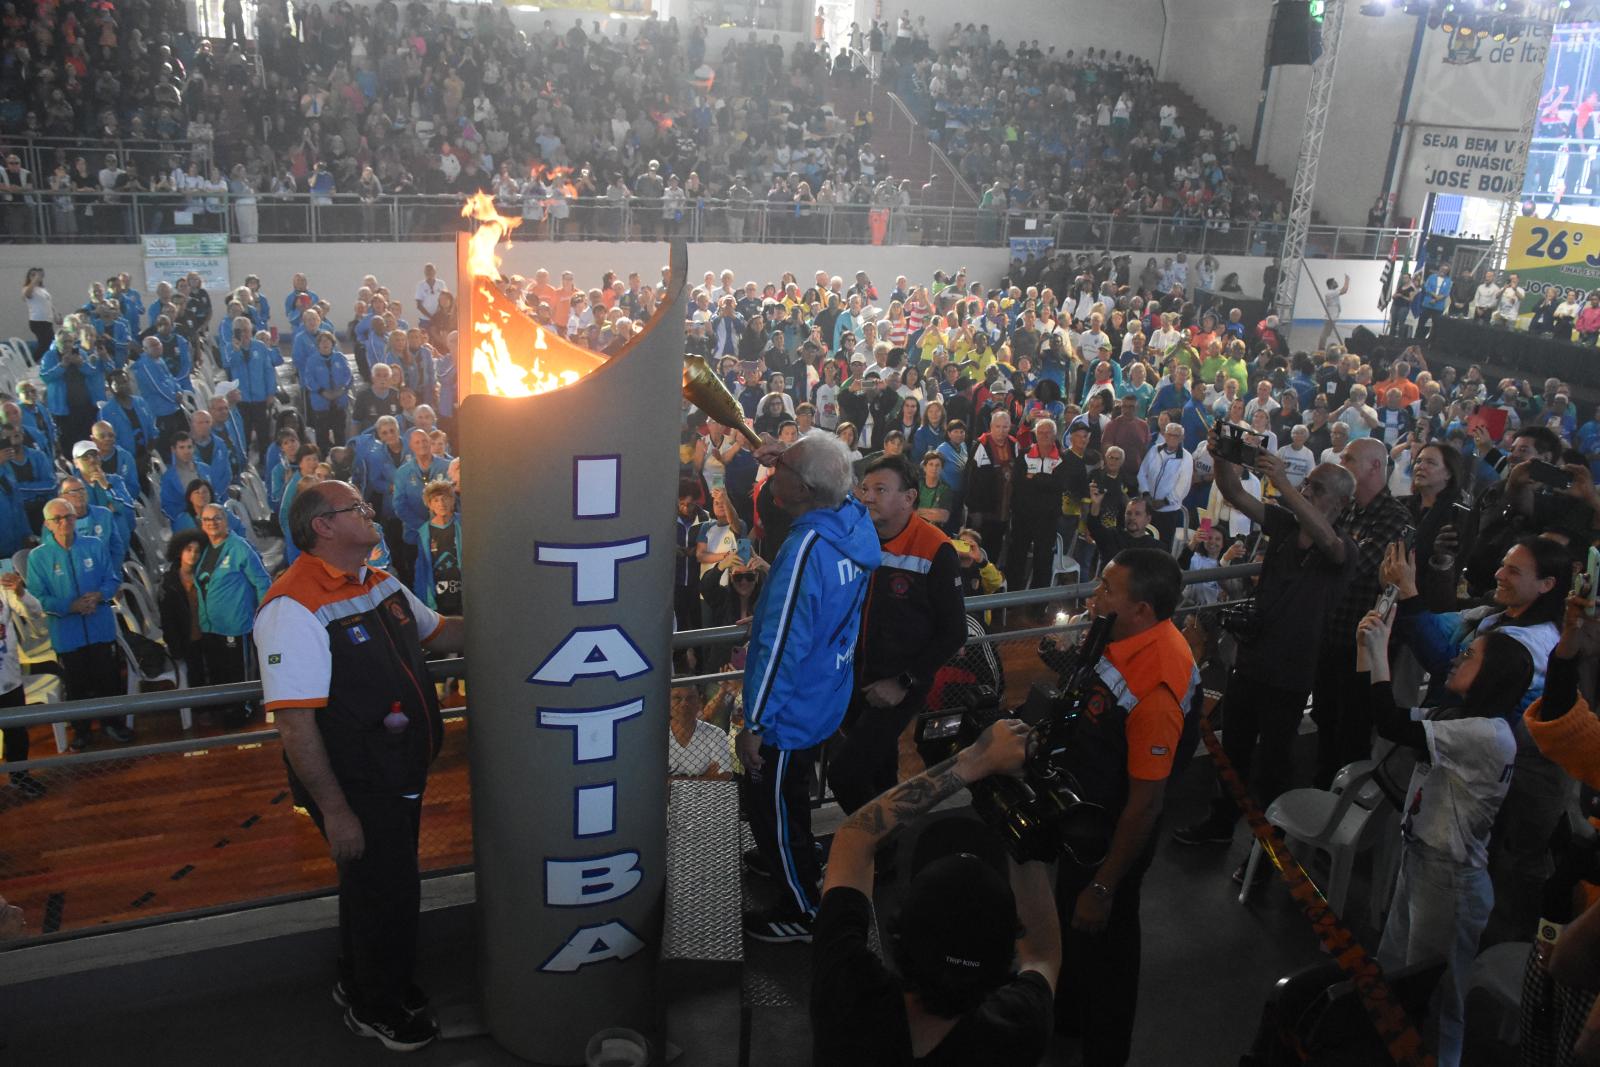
[810,719,1059,1066]
[827,454,967,816]
[1172,441,1356,869]
[1465,426,1593,597]
[1038,547,1195,1065]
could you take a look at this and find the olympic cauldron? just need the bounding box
[455,197,688,1063]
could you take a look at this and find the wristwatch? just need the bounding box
[1088,881,1114,901]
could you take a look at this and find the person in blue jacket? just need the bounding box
[40,314,110,453]
[87,421,141,500]
[355,416,408,521]
[266,427,307,512]
[60,475,128,569]
[96,370,157,475]
[132,336,188,446]
[290,308,335,377]
[92,300,133,368]
[29,496,127,749]
[0,459,30,556]
[145,315,195,394]
[242,275,271,331]
[159,433,223,524]
[15,382,58,459]
[736,433,880,942]
[194,503,271,725]
[433,339,457,436]
[221,316,282,463]
[0,426,54,531]
[114,273,145,336]
[284,273,318,332]
[188,409,235,489]
[390,428,449,585]
[412,480,462,613]
[278,445,323,567]
[71,439,138,542]
[303,330,354,452]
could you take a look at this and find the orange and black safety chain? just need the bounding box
[1196,699,1437,1067]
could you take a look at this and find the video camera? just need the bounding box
[914,615,1117,866]
[1210,421,1262,469]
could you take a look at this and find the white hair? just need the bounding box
[785,434,855,508]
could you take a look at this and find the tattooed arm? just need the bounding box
[821,717,1061,991]
[822,718,1032,897]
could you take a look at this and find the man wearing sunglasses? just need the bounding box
[254,480,464,1051]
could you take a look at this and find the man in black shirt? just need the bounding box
[810,719,1058,1066]
[1172,446,1356,860]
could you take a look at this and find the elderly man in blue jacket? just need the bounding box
[1,425,55,531]
[737,432,880,944]
[60,475,127,569]
[221,317,282,462]
[390,428,449,586]
[29,495,125,750]
[132,335,189,448]
[195,502,271,725]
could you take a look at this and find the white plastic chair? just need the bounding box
[113,597,189,730]
[8,336,37,367]
[24,672,68,753]
[1050,534,1081,586]
[1237,762,1393,914]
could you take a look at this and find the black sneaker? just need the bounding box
[9,772,46,798]
[743,908,814,944]
[741,847,773,879]
[333,980,430,1018]
[103,723,136,744]
[1172,817,1236,846]
[344,1004,439,1052]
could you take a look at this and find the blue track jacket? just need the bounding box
[741,498,880,751]
[28,532,118,652]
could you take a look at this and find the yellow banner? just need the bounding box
[1508,216,1600,272]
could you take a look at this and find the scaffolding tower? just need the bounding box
[1275,0,1346,324]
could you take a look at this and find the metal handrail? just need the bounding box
[0,562,1260,735]
[3,188,1419,258]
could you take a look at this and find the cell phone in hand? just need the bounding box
[1374,584,1400,620]
[1528,459,1575,491]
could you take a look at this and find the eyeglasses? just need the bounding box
[43,514,72,525]
[322,501,375,519]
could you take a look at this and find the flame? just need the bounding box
[460,194,605,398]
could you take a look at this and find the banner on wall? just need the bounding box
[1008,236,1055,260]
[142,235,230,294]
[1505,216,1600,309]
[1397,19,1553,214]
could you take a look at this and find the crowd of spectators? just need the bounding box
[883,26,1281,241]
[11,239,1600,1062]
[0,3,1292,251]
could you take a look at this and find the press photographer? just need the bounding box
[1035,547,1196,1066]
[810,719,1060,1066]
[1172,430,1356,884]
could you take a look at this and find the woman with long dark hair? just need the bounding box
[1401,441,1472,611]
[1357,605,1535,1067]
[158,528,211,693]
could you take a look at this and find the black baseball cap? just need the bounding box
[895,816,1017,993]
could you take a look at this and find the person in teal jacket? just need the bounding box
[195,503,271,725]
[60,476,128,569]
[278,446,323,568]
[29,496,125,749]
[412,481,461,613]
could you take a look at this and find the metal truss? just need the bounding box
[1276,0,1346,322]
